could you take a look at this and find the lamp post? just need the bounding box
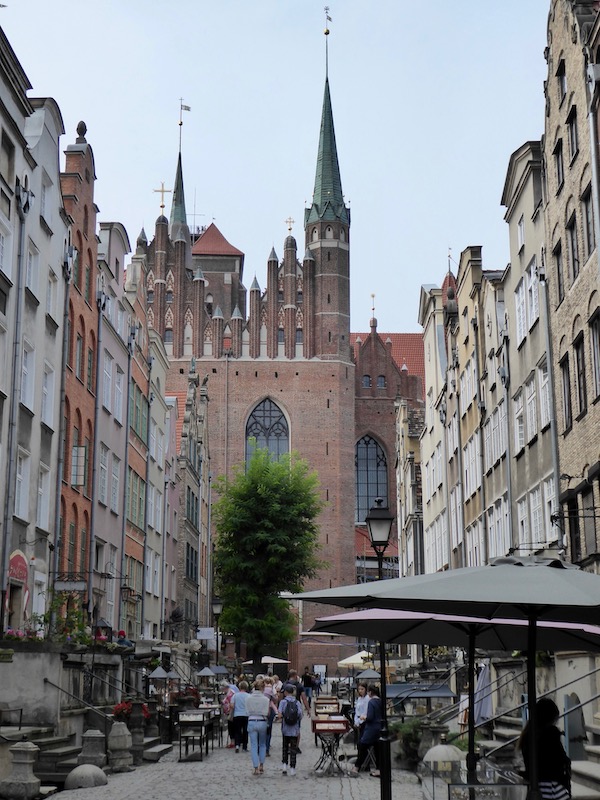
[212,596,223,666]
[366,497,394,800]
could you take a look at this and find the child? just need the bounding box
[277,683,303,776]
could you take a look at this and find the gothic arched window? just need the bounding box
[355,435,388,524]
[246,398,289,463]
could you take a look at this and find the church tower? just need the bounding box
[304,73,351,362]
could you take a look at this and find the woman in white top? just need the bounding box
[246,678,277,775]
[353,682,369,747]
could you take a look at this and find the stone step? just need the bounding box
[143,735,161,749]
[33,735,74,749]
[143,743,173,762]
[493,726,520,741]
[585,745,600,764]
[36,745,81,766]
[571,761,600,792]
[572,782,600,800]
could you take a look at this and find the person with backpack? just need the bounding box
[277,683,303,776]
[286,669,310,751]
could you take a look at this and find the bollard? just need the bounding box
[0,740,41,799]
[107,720,134,773]
[129,699,145,766]
[77,728,107,768]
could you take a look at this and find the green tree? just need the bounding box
[213,446,324,666]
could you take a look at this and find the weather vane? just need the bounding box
[324,6,332,75]
[179,98,191,151]
[371,293,375,318]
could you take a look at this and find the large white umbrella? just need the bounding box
[337,649,373,669]
[242,655,290,666]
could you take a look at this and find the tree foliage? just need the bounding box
[212,446,325,659]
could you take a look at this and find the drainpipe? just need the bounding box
[50,246,72,631]
[160,470,169,637]
[538,261,561,549]
[87,275,106,623]
[0,183,32,637]
[141,355,153,637]
[499,323,514,554]
[585,62,600,278]
[119,322,137,632]
[472,311,488,564]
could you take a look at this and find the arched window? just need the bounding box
[362,375,371,388]
[355,435,388,523]
[377,375,386,389]
[246,398,289,463]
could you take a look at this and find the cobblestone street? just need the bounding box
[56,721,423,800]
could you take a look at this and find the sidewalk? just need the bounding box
[57,718,424,800]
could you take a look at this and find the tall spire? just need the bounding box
[305,78,349,225]
[170,152,187,229]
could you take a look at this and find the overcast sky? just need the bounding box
[3,1,549,333]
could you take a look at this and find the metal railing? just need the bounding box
[44,677,113,750]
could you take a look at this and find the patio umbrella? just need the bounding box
[242,655,290,666]
[211,665,229,675]
[196,666,216,677]
[356,668,381,680]
[297,555,600,795]
[311,607,600,782]
[337,649,372,668]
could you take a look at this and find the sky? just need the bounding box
[2,1,549,334]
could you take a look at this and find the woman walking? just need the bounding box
[246,678,275,775]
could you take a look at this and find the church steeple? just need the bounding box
[170,152,187,230]
[305,77,349,226]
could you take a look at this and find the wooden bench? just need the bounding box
[0,702,23,729]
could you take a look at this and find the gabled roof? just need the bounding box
[350,331,425,386]
[191,222,244,257]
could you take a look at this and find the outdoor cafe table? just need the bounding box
[312,716,350,776]
[178,706,221,761]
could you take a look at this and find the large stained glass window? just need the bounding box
[355,435,388,523]
[246,398,289,462]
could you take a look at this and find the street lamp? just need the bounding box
[212,596,223,666]
[365,497,394,800]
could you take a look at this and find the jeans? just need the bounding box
[248,719,268,768]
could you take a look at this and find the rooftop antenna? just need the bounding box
[371,292,375,318]
[324,6,332,77]
[179,97,191,152]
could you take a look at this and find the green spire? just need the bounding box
[305,77,349,226]
[170,152,187,228]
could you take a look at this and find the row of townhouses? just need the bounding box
[0,28,211,646]
[402,0,600,579]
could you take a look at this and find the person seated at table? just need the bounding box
[349,684,382,777]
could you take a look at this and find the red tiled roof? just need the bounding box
[191,222,244,257]
[350,331,425,387]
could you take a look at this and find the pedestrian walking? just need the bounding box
[278,683,303,776]
[349,684,382,777]
[246,678,276,775]
[519,697,571,800]
[302,667,314,705]
[230,680,249,753]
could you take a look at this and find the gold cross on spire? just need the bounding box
[285,216,295,232]
[153,182,172,213]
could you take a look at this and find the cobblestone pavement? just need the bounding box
[56,719,423,800]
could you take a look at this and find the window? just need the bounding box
[75,334,83,380]
[530,486,543,546]
[553,242,565,303]
[574,334,587,415]
[539,361,551,428]
[114,368,124,423]
[514,391,524,451]
[543,478,555,544]
[0,132,14,187]
[70,428,86,486]
[21,341,34,409]
[127,468,146,529]
[583,186,595,260]
[155,491,162,534]
[99,444,108,505]
[560,354,572,430]
[110,455,120,513]
[517,497,529,549]
[246,398,289,464]
[591,313,600,399]
[130,381,148,442]
[102,351,112,410]
[36,465,50,529]
[15,451,30,520]
[557,59,567,103]
[355,435,388,523]
[377,375,386,389]
[515,279,526,345]
[46,270,58,317]
[41,362,55,426]
[164,329,173,344]
[84,265,91,303]
[554,139,564,190]
[517,215,525,250]
[526,376,537,440]
[0,225,10,280]
[86,347,94,392]
[526,257,539,327]
[153,553,160,596]
[567,213,579,281]
[567,106,578,160]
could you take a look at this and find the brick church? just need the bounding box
[136,71,424,672]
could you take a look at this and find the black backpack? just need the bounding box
[283,697,300,725]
